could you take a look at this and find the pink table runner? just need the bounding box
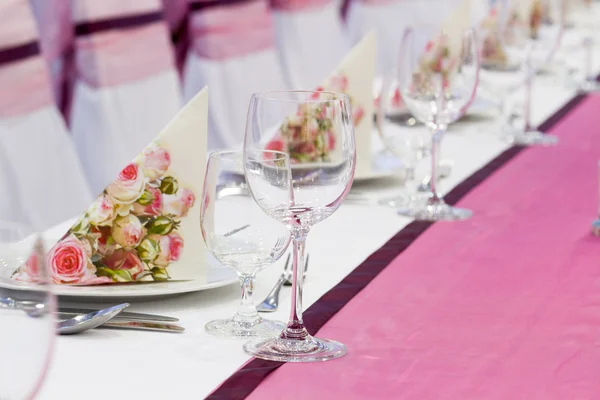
[212,93,600,399]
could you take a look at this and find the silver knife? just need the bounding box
[58,308,179,322]
[99,320,185,333]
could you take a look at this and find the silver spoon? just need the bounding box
[57,303,130,335]
[256,255,291,313]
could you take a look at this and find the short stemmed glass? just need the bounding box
[200,150,290,338]
[243,90,355,362]
[0,221,55,399]
[396,25,479,221]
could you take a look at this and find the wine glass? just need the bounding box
[243,90,355,362]
[479,0,563,145]
[0,221,55,399]
[200,150,290,338]
[395,25,480,221]
[566,0,600,91]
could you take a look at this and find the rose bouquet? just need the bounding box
[265,73,364,164]
[13,142,196,285]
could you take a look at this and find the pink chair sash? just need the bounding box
[270,0,333,12]
[72,0,175,88]
[188,0,276,60]
[0,1,54,117]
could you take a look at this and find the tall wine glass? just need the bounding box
[243,90,355,362]
[200,150,290,338]
[0,221,55,399]
[568,0,600,91]
[479,0,563,145]
[396,25,480,221]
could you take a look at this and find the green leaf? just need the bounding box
[151,267,170,282]
[112,269,132,282]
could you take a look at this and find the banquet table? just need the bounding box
[36,34,600,399]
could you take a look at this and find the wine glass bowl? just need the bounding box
[200,150,290,338]
[243,90,355,362]
[0,221,55,399]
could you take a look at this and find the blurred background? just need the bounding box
[0,0,584,230]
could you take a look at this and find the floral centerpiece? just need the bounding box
[265,73,364,164]
[13,142,196,285]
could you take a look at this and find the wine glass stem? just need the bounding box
[233,274,260,324]
[584,37,593,82]
[428,127,445,205]
[524,69,534,133]
[281,232,309,341]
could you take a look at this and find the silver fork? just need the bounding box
[284,254,309,286]
[256,254,291,313]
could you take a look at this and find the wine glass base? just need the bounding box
[205,317,286,339]
[378,195,409,208]
[397,202,473,221]
[244,335,347,362]
[506,130,558,146]
[580,80,600,93]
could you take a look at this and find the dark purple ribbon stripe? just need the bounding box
[74,11,164,36]
[208,93,589,400]
[0,41,40,65]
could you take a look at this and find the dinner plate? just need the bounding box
[0,219,238,301]
[0,261,238,301]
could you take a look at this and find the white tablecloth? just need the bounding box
[36,28,599,400]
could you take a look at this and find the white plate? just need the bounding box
[0,262,238,301]
[0,219,238,301]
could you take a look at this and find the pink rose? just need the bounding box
[168,232,184,262]
[96,228,116,256]
[106,163,145,204]
[163,188,196,218]
[87,194,116,226]
[133,186,163,216]
[104,249,145,279]
[151,232,184,267]
[353,105,365,126]
[142,144,171,181]
[112,215,144,249]
[329,75,348,92]
[265,136,285,153]
[12,253,41,283]
[48,235,95,284]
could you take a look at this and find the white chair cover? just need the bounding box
[0,0,92,229]
[70,0,182,195]
[271,0,350,88]
[182,0,287,150]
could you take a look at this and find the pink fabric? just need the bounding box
[74,23,175,88]
[0,57,54,117]
[188,0,275,59]
[270,0,333,12]
[247,94,600,399]
[0,0,53,117]
[72,0,160,23]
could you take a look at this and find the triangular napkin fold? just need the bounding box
[14,88,209,285]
